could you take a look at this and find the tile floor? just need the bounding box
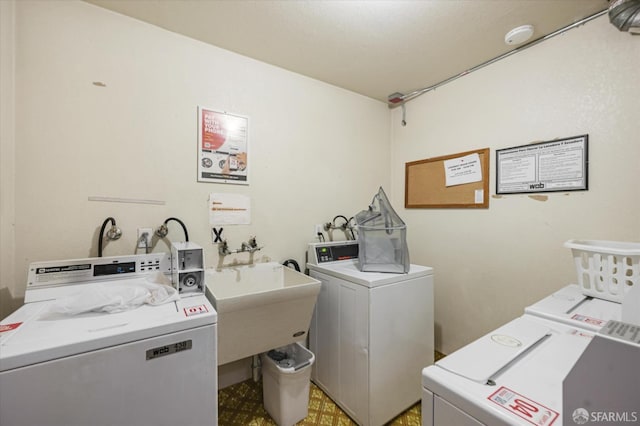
[218,352,444,425]
[218,379,420,425]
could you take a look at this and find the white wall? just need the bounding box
[390,16,640,354]
[0,0,390,318]
[4,1,639,361]
[0,0,17,317]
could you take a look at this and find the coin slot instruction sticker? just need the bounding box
[488,386,558,425]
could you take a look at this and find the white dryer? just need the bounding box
[421,314,593,426]
[525,284,621,332]
[307,241,434,426]
[0,253,218,426]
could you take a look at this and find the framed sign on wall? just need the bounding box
[198,107,249,185]
[496,135,588,195]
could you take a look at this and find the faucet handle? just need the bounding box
[218,239,230,256]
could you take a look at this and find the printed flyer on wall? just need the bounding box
[198,107,249,185]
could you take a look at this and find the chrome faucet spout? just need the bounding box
[219,237,263,257]
[243,236,262,253]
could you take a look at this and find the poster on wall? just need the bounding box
[496,135,588,194]
[198,107,249,185]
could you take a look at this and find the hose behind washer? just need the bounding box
[282,259,301,272]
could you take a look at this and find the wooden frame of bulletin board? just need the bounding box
[405,148,490,208]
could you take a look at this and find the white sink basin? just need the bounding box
[205,262,320,365]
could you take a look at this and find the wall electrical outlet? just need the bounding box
[137,228,153,248]
[314,224,324,239]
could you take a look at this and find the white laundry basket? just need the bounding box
[261,342,315,426]
[564,239,640,303]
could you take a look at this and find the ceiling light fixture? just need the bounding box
[504,25,534,45]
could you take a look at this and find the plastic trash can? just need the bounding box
[261,342,315,426]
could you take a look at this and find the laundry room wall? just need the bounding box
[389,15,640,355]
[0,0,390,319]
[0,1,17,319]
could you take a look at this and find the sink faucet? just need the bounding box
[241,236,262,253]
[218,237,262,257]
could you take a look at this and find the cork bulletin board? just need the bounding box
[405,148,490,208]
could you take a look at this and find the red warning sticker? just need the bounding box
[569,329,594,339]
[0,322,22,333]
[570,313,605,326]
[183,305,209,317]
[488,386,558,425]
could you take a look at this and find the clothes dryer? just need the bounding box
[307,241,434,426]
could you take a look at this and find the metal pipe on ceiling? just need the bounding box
[609,0,640,32]
[387,8,609,109]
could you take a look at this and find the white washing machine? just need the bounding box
[307,241,434,426]
[0,253,218,426]
[421,314,593,426]
[524,284,622,332]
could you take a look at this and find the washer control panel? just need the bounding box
[27,253,172,289]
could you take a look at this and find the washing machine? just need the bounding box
[0,253,218,426]
[307,240,434,426]
[524,284,621,332]
[421,314,593,426]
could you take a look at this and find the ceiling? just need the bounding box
[85,0,610,104]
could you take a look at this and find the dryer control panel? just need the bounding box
[308,241,358,265]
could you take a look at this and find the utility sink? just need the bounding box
[205,262,320,365]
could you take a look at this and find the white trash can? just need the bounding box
[261,342,315,426]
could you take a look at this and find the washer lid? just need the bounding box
[525,284,621,332]
[0,292,216,372]
[435,315,553,384]
[422,315,593,426]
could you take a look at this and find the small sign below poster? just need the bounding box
[209,193,250,225]
[198,107,249,185]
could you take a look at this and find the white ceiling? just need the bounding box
[85,0,610,103]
